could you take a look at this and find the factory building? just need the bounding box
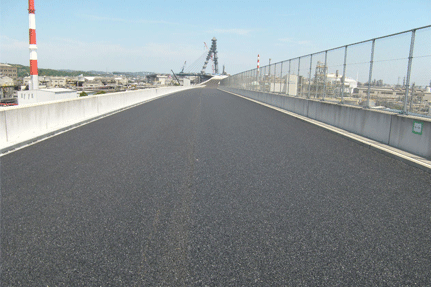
[326,73,358,91]
[0,76,15,99]
[17,88,78,106]
[0,64,18,79]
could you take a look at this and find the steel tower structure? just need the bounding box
[201,37,218,74]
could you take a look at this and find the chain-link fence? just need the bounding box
[221,25,431,118]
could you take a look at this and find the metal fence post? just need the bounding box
[256,65,259,84]
[366,39,375,109]
[280,62,283,93]
[298,57,301,97]
[323,51,327,101]
[254,70,256,90]
[314,55,319,99]
[403,29,416,114]
[288,60,291,96]
[274,63,277,93]
[255,69,257,91]
[246,71,248,90]
[308,54,313,99]
[341,45,348,103]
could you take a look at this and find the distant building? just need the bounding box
[17,88,78,106]
[268,74,298,95]
[0,64,18,79]
[353,87,405,99]
[82,77,104,89]
[114,77,128,86]
[24,76,48,89]
[147,74,170,85]
[423,92,431,102]
[157,75,169,85]
[326,73,358,91]
[0,76,15,99]
[180,78,191,86]
[47,76,67,88]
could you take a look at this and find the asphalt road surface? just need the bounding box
[1,88,430,286]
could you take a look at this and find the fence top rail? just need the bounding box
[230,25,431,77]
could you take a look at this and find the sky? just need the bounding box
[1,0,430,76]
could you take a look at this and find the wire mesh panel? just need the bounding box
[325,47,345,102]
[218,25,431,119]
[409,27,431,117]
[277,62,284,94]
[344,41,373,107]
[310,52,326,99]
[238,73,243,90]
[372,32,411,111]
[298,56,311,98]
[268,64,275,93]
[272,62,283,94]
[247,70,253,91]
[279,60,289,95]
[289,58,299,96]
[240,72,246,90]
[259,65,268,92]
[243,71,248,90]
[238,74,243,89]
[250,69,257,91]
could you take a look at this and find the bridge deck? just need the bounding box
[1,88,430,285]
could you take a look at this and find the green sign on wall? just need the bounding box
[412,120,423,135]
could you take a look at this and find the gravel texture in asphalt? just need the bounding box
[1,88,431,286]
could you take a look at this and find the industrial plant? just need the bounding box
[0,1,220,107]
[240,59,431,116]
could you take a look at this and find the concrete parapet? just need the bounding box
[219,87,431,159]
[307,100,393,144]
[283,96,308,116]
[1,86,193,152]
[389,115,431,158]
[0,110,8,143]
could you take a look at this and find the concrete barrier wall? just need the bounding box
[284,96,309,115]
[389,115,431,158]
[1,86,194,151]
[307,100,394,144]
[1,110,8,143]
[220,87,431,159]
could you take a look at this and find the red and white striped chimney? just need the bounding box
[257,54,260,71]
[29,0,39,90]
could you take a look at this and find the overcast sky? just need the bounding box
[1,0,430,75]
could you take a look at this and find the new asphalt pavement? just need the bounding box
[1,88,430,286]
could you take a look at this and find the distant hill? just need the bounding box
[12,64,98,78]
[113,71,155,76]
[9,64,155,78]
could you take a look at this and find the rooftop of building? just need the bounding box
[39,88,76,93]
